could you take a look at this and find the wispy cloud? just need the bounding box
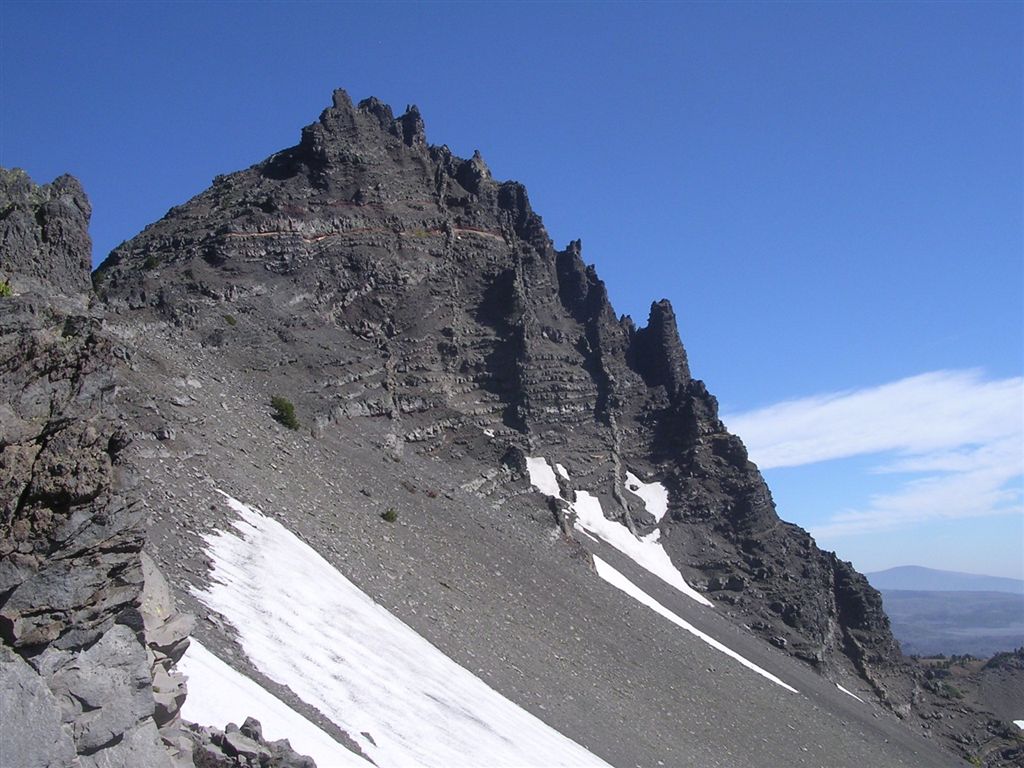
[723,370,1024,539]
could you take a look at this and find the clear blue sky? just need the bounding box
[3,1,1021,578]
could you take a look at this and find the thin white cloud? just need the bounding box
[810,457,1022,539]
[724,370,1022,470]
[723,370,1024,540]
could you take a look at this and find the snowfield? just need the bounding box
[190,492,613,768]
[526,458,795,693]
[527,457,713,607]
[571,490,714,607]
[526,456,562,497]
[179,639,370,766]
[624,471,669,523]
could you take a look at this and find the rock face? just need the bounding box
[0,171,189,767]
[188,717,316,768]
[93,89,905,687]
[4,90,1019,768]
[1,168,93,296]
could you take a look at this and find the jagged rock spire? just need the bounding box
[0,168,92,296]
[630,299,692,397]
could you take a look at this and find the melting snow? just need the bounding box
[179,639,370,766]
[593,556,797,694]
[526,457,713,608]
[624,471,669,523]
[555,463,570,480]
[572,491,714,608]
[1014,720,1024,730]
[193,492,612,768]
[836,683,865,703]
[526,456,562,497]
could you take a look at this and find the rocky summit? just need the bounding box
[1,90,1021,768]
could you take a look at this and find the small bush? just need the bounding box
[270,396,300,430]
[223,314,237,326]
[143,256,159,270]
[0,279,11,297]
[381,508,398,523]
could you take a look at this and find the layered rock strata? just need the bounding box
[94,89,906,690]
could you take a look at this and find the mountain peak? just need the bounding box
[6,88,1018,768]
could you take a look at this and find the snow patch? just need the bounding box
[526,456,562,498]
[624,471,669,523]
[525,458,712,608]
[193,492,612,768]
[179,639,370,766]
[555,463,570,480]
[593,556,797,694]
[572,491,714,608]
[836,683,865,703]
[1014,720,1024,730]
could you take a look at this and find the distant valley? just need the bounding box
[867,567,1024,657]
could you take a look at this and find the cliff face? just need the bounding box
[93,89,903,686]
[0,171,192,768]
[6,90,1018,768]
[1,168,93,296]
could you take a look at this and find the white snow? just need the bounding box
[592,556,798,694]
[179,639,370,767]
[524,457,712,608]
[1014,720,1024,730]
[526,456,562,498]
[193,492,612,768]
[624,471,669,523]
[572,491,714,608]
[836,683,865,703]
[555,463,570,480]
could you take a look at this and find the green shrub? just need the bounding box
[270,396,300,430]
[0,280,11,297]
[223,314,237,326]
[381,508,398,523]
[143,256,159,270]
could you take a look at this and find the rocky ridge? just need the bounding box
[2,90,1021,767]
[94,89,906,689]
[0,169,193,766]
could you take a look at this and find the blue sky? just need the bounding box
[3,2,1021,578]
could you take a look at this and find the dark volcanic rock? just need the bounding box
[0,169,185,768]
[8,91,1015,767]
[1,167,93,296]
[187,718,317,768]
[92,89,910,700]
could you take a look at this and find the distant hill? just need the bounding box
[867,565,1024,595]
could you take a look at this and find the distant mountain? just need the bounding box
[867,566,1024,594]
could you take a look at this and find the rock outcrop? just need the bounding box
[93,89,907,689]
[1,168,93,297]
[0,170,189,767]
[4,90,1019,767]
[188,717,316,768]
